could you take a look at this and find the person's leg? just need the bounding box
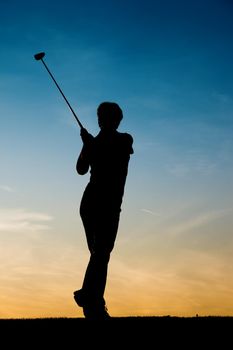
[75,210,120,318]
[73,251,109,316]
[81,249,110,302]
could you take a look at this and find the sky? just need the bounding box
[0,0,233,318]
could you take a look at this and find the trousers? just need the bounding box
[80,185,121,305]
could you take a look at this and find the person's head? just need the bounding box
[97,102,123,131]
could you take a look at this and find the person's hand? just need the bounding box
[80,128,94,145]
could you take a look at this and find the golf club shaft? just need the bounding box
[41,58,84,129]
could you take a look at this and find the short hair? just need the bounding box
[97,102,123,129]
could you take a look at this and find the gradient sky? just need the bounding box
[0,0,233,318]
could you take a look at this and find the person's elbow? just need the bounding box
[76,162,89,175]
[77,167,88,175]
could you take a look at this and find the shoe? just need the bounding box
[74,290,110,319]
[83,305,111,320]
[74,289,106,308]
[73,289,86,307]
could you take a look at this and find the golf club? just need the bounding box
[34,52,84,129]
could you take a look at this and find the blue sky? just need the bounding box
[0,0,233,317]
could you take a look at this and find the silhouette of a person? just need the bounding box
[73,102,134,319]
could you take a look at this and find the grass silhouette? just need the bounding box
[0,315,231,347]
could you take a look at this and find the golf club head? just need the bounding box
[34,52,45,61]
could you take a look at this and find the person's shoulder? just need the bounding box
[117,131,133,142]
[117,131,134,154]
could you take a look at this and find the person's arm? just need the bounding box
[124,133,134,154]
[76,128,94,175]
[76,147,89,175]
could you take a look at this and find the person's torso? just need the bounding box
[86,130,133,205]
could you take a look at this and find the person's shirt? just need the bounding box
[77,129,133,206]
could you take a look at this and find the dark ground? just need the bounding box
[0,316,232,347]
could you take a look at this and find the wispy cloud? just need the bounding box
[168,208,233,236]
[167,154,217,177]
[0,185,14,193]
[0,208,53,233]
[212,91,232,104]
[168,163,190,177]
[141,208,161,216]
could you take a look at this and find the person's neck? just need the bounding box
[99,128,117,135]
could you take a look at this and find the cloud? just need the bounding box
[168,163,190,177]
[212,91,232,104]
[0,208,53,233]
[141,208,161,216]
[167,153,217,177]
[0,185,14,193]
[168,208,233,236]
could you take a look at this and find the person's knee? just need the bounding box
[91,250,110,264]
